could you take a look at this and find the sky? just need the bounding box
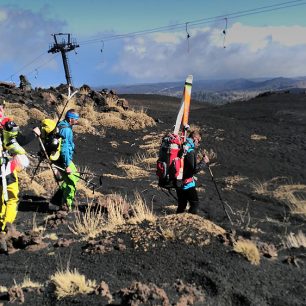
[0,0,306,88]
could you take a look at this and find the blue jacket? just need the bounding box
[58,119,75,167]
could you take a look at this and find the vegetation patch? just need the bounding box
[50,268,96,299]
[251,134,267,141]
[283,231,306,248]
[233,239,260,265]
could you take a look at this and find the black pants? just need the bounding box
[176,187,199,214]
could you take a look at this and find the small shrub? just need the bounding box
[50,268,96,299]
[233,239,260,265]
[129,192,156,224]
[252,179,268,195]
[251,134,267,141]
[69,202,105,239]
[105,195,127,229]
[283,231,306,248]
[20,277,42,290]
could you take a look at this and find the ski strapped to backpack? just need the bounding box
[156,75,193,189]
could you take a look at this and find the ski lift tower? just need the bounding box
[48,33,79,86]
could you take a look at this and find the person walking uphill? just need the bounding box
[0,117,30,252]
[176,130,209,215]
[53,109,80,211]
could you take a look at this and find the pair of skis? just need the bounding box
[173,75,193,180]
[173,76,233,225]
[174,75,193,140]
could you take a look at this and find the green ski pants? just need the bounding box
[59,162,79,208]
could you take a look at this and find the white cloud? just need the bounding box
[112,23,306,82]
[227,23,306,51]
[0,6,66,72]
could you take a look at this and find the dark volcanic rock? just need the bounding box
[0,90,305,306]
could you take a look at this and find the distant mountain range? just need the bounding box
[107,76,306,104]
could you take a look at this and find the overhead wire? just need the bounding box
[4,0,306,79]
[4,51,47,82]
[79,0,306,45]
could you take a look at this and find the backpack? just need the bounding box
[156,133,183,188]
[40,119,62,161]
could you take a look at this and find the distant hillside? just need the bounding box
[105,76,306,104]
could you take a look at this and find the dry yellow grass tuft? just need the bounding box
[46,233,59,241]
[0,285,7,293]
[140,134,161,154]
[98,106,155,130]
[283,231,306,248]
[115,157,150,179]
[224,175,248,191]
[104,194,127,230]
[251,134,267,141]
[130,152,157,170]
[159,227,176,240]
[253,179,306,217]
[4,102,30,126]
[69,202,105,239]
[129,192,156,224]
[273,184,306,217]
[252,179,268,195]
[233,240,260,265]
[20,277,43,290]
[28,108,46,121]
[50,268,96,299]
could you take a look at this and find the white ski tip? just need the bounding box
[185,75,193,85]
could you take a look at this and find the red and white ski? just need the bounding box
[173,75,193,140]
[173,75,193,180]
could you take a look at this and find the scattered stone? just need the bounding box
[283,255,303,268]
[94,281,113,304]
[54,238,74,248]
[119,281,170,306]
[257,242,278,258]
[218,229,236,246]
[174,279,205,306]
[117,98,129,110]
[0,81,16,89]
[19,75,32,92]
[8,285,24,304]
[83,237,127,255]
[40,92,57,105]
[46,211,68,229]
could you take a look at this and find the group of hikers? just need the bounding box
[0,98,210,253]
[0,106,79,253]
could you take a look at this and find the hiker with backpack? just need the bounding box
[0,117,30,252]
[33,109,80,211]
[51,109,80,211]
[176,130,209,214]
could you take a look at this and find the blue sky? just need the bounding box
[1,0,306,88]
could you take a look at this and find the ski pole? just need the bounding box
[206,163,233,225]
[0,146,8,202]
[56,85,78,125]
[30,157,44,183]
[52,164,102,193]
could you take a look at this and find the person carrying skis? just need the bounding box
[52,109,80,211]
[176,130,209,214]
[0,117,30,252]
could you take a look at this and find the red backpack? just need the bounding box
[156,133,183,188]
